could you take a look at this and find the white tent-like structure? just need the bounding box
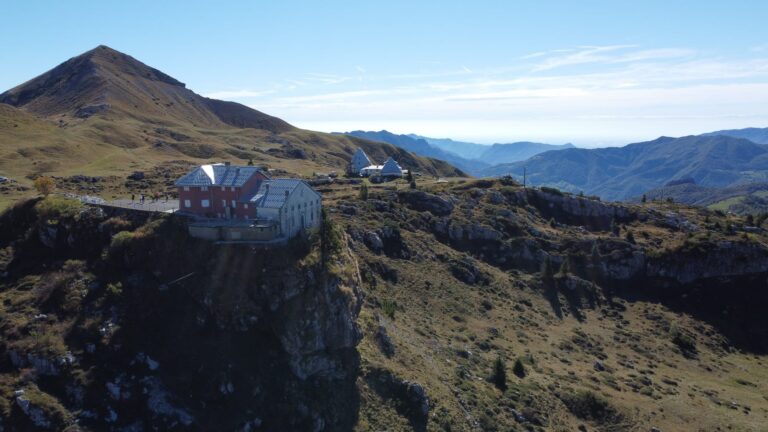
[360,165,384,177]
[380,157,404,178]
[349,148,373,175]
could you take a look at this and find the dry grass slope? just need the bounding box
[0,46,464,208]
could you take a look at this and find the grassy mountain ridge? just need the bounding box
[334,179,768,431]
[0,46,462,206]
[485,135,768,201]
[639,180,768,215]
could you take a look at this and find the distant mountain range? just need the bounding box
[639,179,768,215]
[411,134,575,165]
[485,134,768,201]
[340,130,573,175]
[702,127,768,144]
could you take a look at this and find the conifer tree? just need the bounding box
[491,356,507,390]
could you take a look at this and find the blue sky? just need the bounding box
[2,0,768,146]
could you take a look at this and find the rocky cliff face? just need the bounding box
[346,183,768,355]
[0,199,363,431]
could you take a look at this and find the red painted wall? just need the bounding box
[178,171,267,219]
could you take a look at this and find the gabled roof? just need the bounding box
[381,157,403,176]
[247,179,320,208]
[351,148,373,169]
[175,164,264,187]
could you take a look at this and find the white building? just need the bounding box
[349,148,373,175]
[380,157,404,178]
[248,179,323,238]
[360,164,384,177]
[349,148,406,179]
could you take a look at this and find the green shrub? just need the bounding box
[540,186,563,196]
[109,230,134,252]
[499,175,518,186]
[21,386,73,428]
[320,208,342,269]
[669,324,697,357]
[381,299,397,319]
[99,216,133,234]
[106,282,123,299]
[34,196,83,223]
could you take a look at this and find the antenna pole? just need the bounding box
[523,167,527,189]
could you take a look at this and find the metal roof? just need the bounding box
[247,179,319,209]
[175,164,264,187]
[351,148,373,171]
[381,157,403,176]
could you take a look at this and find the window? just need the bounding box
[243,204,248,209]
[201,186,208,192]
[221,199,226,208]
[231,200,236,208]
[230,187,235,192]
[184,199,191,208]
[201,199,210,208]
[183,186,190,192]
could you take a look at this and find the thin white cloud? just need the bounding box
[209,45,768,145]
[529,45,694,72]
[531,45,637,71]
[302,73,352,85]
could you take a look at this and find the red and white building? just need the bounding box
[175,163,322,238]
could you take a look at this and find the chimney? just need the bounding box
[224,161,231,166]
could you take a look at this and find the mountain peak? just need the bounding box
[82,44,186,87]
[84,44,122,57]
[0,46,295,133]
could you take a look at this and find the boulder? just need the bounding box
[398,190,454,216]
[364,231,383,252]
[449,256,490,285]
[128,171,145,181]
